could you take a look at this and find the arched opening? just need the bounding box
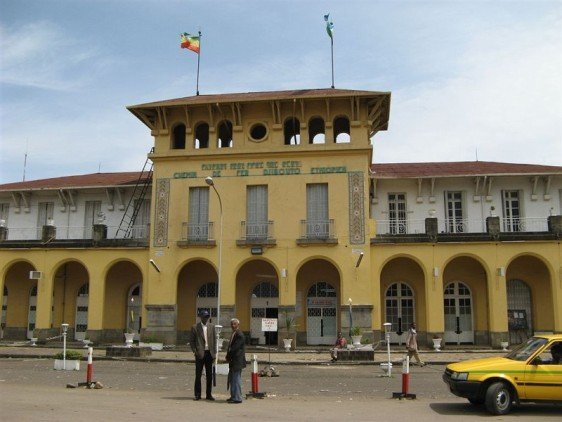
[384,282,415,344]
[506,255,552,344]
[172,123,186,149]
[194,122,209,149]
[75,283,89,341]
[217,120,233,148]
[284,117,300,145]
[296,259,340,345]
[104,261,143,343]
[380,257,425,345]
[2,261,36,340]
[333,116,350,143]
[53,261,89,341]
[444,281,474,344]
[308,117,325,144]
[443,256,488,345]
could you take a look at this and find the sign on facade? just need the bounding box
[261,318,278,332]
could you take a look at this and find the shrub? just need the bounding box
[54,350,83,360]
[350,326,362,336]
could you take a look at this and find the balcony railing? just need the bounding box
[180,222,215,242]
[239,221,274,242]
[299,219,336,240]
[377,217,551,236]
[3,224,150,241]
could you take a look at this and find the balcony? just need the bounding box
[373,215,561,244]
[177,222,216,247]
[0,224,149,248]
[297,219,337,245]
[236,221,276,246]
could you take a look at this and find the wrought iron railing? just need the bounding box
[299,219,336,240]
[239,221,274,241]
[180,222,215,242]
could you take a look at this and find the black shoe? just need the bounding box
[229,400,242,404]
[194,397,201,401]
[206,396,215,401]
[227,398,235,403]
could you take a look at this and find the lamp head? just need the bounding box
[205,176,214,186]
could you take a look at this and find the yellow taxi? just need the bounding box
[443,334,562,415]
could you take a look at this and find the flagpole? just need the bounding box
[330,36,334,89]
[196,31,201,96]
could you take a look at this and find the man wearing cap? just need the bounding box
[190,310,216,401]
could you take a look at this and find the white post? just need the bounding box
[61,323,69,370]
[383,322,392,377]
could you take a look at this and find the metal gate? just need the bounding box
[75,283,88,341]
[306,282,337,345]
[196,282,217,323]
[444,281,474,344]
[250,282,278,345]
[27,285,37,339]
[507,279,533,344]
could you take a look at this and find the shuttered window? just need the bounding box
[188,187,209,240]
[247,185,268,239]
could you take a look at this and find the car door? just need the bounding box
[524,341,562,401]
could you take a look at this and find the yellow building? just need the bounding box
[1,88,561,348]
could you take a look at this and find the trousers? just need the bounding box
[230,369,242,402]
[194,350,213,398]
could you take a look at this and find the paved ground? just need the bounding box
[1,358,561,421]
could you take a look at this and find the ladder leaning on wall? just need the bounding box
[115,149,153,239]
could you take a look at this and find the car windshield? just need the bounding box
[505,337,548,361]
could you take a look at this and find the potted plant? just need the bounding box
[124,311,136,347]
[282,312,298,352]
[54,349,82,371]
[432,334,442,351]
[500,336,509,351]
[350,326,362,346]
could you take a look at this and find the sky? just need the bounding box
[1,0,561,184]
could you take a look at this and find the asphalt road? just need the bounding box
[1,359,560,421]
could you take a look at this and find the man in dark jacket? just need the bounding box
[225,318,246,403]
[189,310,216,401]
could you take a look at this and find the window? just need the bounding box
[132,199,150,239]
[306,183,329,238]
[249,123,267,141]
[284,117,300,145]
[84,201,101,238]
[334,116,350,143]
[172,124,186,149]
[0,203,8,225]
[194,122,209,149]
[217,120,233,148]
[37,202,54,236]
[502,190,521,232]
[388,193,406,234]
[445,191,465,233]
[246,185,268,240]
[188,187,209,240]
[308,117,325,144]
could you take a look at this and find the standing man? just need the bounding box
[226,318,246,404]
[190,309,216,401]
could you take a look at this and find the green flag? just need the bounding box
[324,13,334,38]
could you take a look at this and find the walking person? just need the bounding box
[226,318,246,404]
[406,322,425,366]
[189,309,216,401]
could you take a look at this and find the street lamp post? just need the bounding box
[205,176,223,385]
[382,322,393,377]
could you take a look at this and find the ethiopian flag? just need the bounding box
[180,33,200,54]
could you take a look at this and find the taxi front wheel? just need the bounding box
[485,382,513,415]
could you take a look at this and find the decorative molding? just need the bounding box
[348,172,365,244]
[153,178,170,247]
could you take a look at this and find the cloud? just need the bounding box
[0,21,103,91]
[374,14,562,165]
